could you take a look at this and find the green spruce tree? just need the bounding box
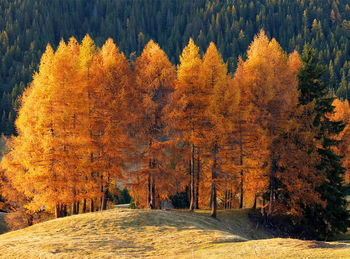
[298,44,350,240]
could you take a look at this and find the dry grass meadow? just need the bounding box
[0,208,349,258]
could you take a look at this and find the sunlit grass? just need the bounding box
[0,208,349,258]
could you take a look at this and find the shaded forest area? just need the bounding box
[0,0,350,135]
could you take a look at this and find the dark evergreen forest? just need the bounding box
[0,0,349,135]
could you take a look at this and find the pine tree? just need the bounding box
[272,51,325,218]
[298,44,350,240]
[336,72,349,101]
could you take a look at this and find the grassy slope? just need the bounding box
[0,208,349,258]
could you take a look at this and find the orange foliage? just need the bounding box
[1,36,133,217]
[0,32,331,221]
[129,40,185,208]
[330,99,350,184]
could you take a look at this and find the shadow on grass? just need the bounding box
[117,209,263,243]
[0,213,8,234]
[307,241,350,249]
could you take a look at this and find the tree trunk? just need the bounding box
[99,197,103,211]
[102,189,108,210]
[55,204,60,218]
[82,199,87,213]
[253,194,257,209]
[268,158,277,215]
[239,123,244,209]
[76,201,80,214]
[151,175,156,209]
[210,144,218,218]
[148,173,151,207]
[239,169,244,209]
[148,157,157,209]
[72,202,76,215]
[61,204,67,217]
[195,150,200,209]
[90,198,94,212]
[99,174,104,211]
[189,144,195,211]
[224,190,227,209]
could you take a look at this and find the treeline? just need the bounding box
[1,0,350,135]
[0,32,349,240]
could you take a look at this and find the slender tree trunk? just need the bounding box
[239,170,244,209]
[268,117,278,215]
[55,204,60,218]
[210,144,218,218]
[27,215,33,226]
[76,201,80,214]
[148,157,157,209]
[61,205,67,217]
[99,197,103,211]
[90,198,94,212]
[189,144,195,211]
[148,173,151,207]
[209,187,213,209]
[99,174,104,211]
[82,199,87,213]
[224,190,227,209]
[102,181,109,210]
[253,194,257,209]
[102,187,108,210]
[268,158,277,215]
[72,203,76,215]
[195,150,200,209]
[239,120,244,209]
[151,175,156,209]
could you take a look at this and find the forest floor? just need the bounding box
[0,208,349,258]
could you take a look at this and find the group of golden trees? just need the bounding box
[1,36,134,218]
[0,30,349,222]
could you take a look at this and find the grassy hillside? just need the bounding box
[0,208,349,258]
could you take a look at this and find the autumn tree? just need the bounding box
[88,38,135,211]
[234,31,298,214]
[198,42,238,217]
[330,99,350,184]
[0,41,81,217]
[230,57,269,209]
[0,36,133,218]
[166,38,204,211]
[131,40,182,208]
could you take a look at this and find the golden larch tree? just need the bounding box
[166,38,204,211]
[131,40,181,208]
